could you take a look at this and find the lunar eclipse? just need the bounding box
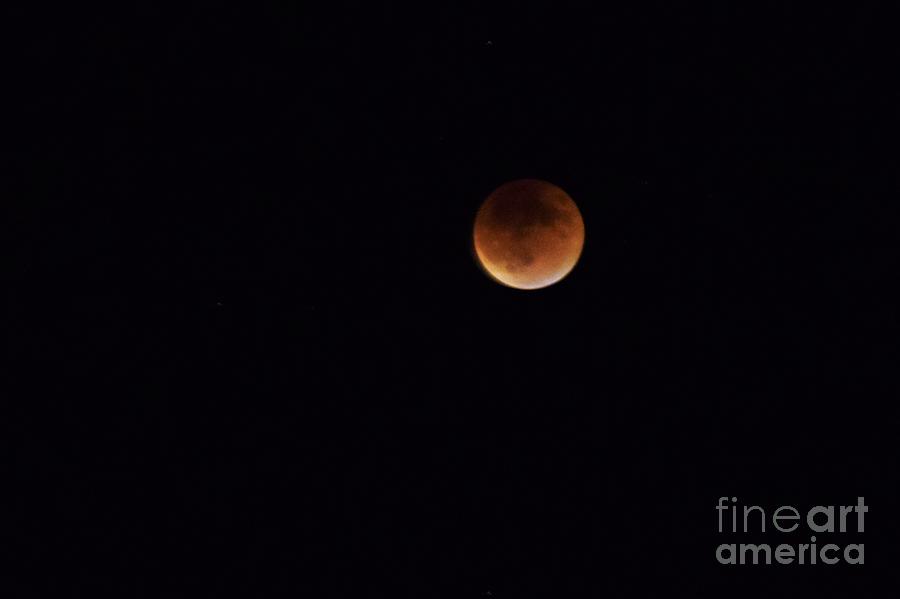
[473,179,585,290]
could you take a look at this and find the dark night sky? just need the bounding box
[11,2,900,596]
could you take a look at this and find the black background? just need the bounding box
[12,2,899,596]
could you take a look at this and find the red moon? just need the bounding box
[473,179,585,290]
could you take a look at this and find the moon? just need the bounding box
[473,179,585,290]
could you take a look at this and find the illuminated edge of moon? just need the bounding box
[472,237,583,290]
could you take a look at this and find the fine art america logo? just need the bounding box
[716,497,867,565]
